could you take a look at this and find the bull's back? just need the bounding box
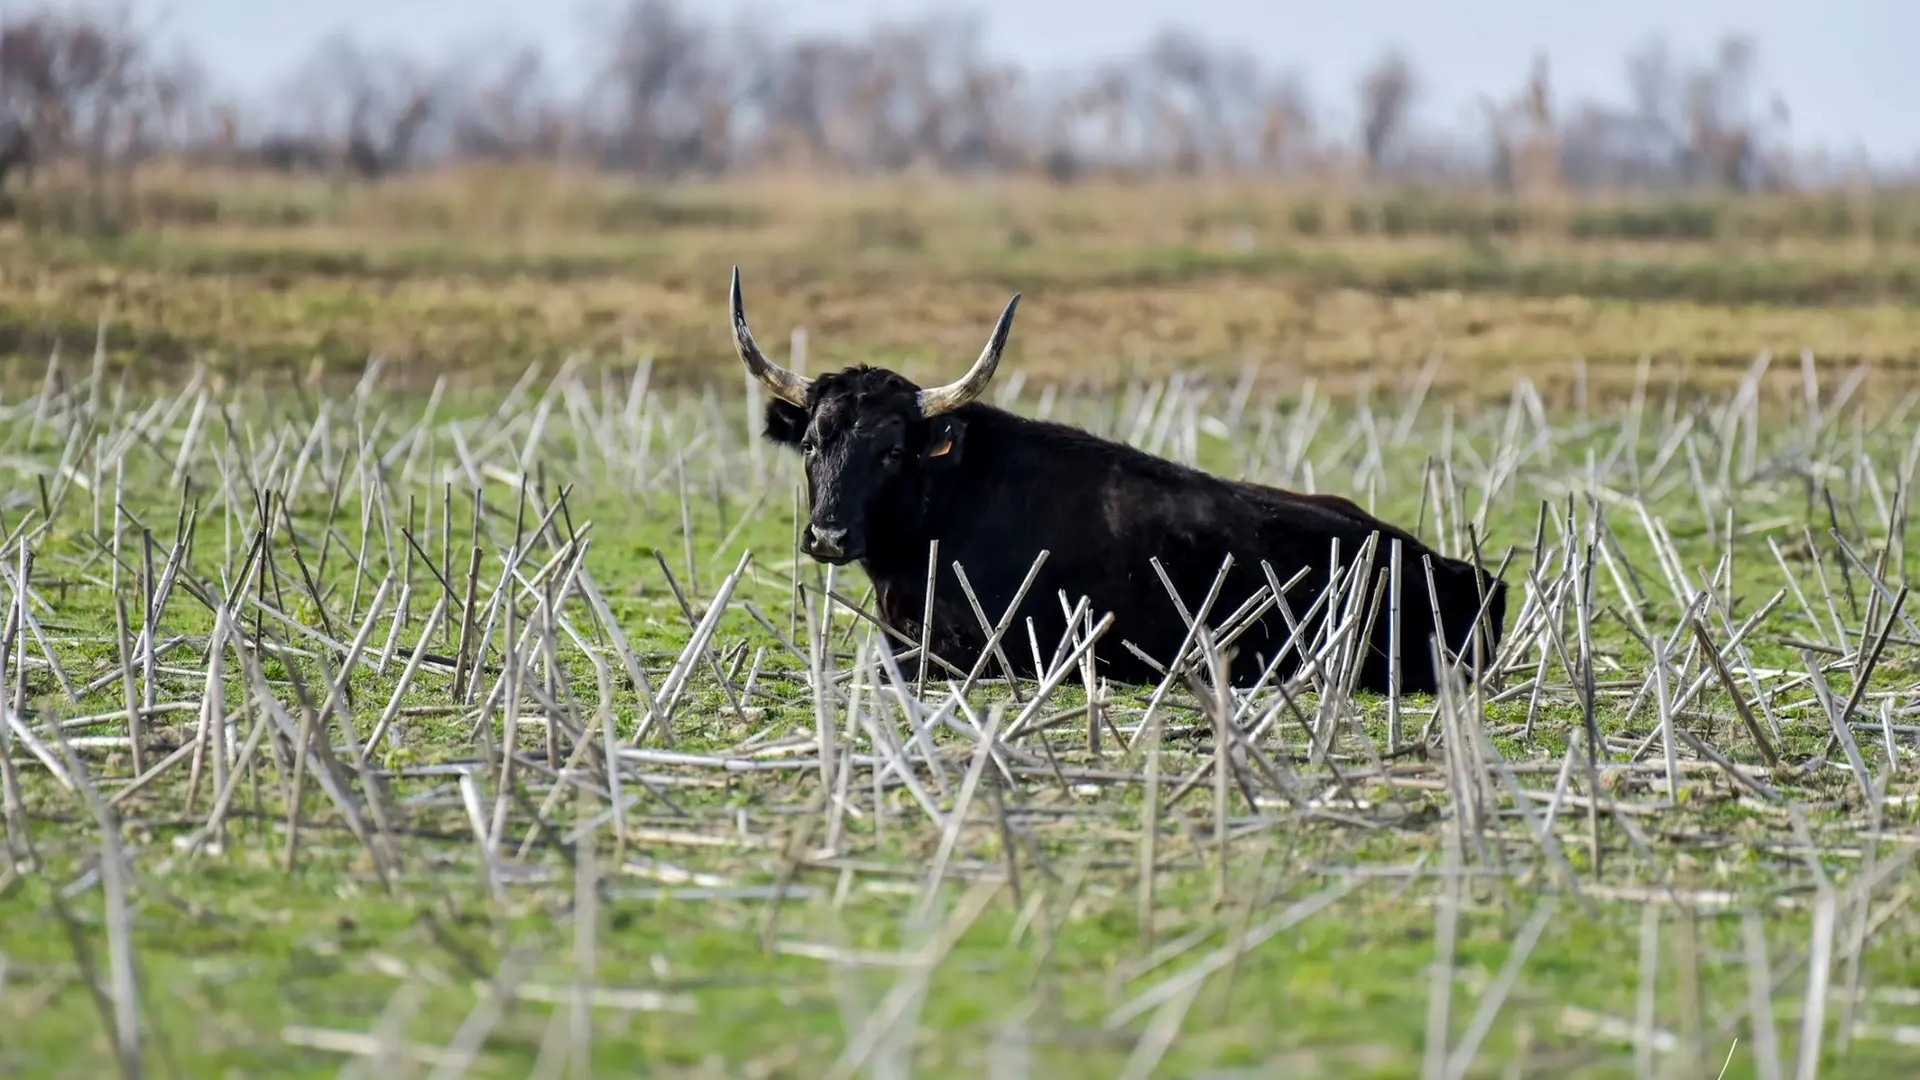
[1067,468,1478,688]
[921,408,1492,689]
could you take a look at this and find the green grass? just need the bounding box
[3,345,1920,1077]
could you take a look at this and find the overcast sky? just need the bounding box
[59,0,1920,162]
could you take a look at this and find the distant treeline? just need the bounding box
[0,0,1900,203]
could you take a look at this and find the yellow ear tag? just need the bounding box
[928,436,954,459]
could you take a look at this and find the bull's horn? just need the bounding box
[917,293,1021,417]
[730,266,811,407]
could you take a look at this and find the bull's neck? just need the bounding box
[856,476,953,585]
[856,523,934,583]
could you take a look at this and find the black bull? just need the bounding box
[734,274,1508,695]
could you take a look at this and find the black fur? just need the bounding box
[767,365,1507,695]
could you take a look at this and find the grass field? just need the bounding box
[6,171,1920,394]
[3,175,1920,1078]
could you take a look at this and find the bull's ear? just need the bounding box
[763,400,807,449]
[922,416,966,469]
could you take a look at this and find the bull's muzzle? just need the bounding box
[804,524,858,564]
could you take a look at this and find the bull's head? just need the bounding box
[732,267,1019,566]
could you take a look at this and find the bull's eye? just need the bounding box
[801,440,818,458]
[884,446,903,465]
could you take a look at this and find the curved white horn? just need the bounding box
[917,293,1020,417]
[730,266,811,407]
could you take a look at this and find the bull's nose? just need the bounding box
[808,525,848,555]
